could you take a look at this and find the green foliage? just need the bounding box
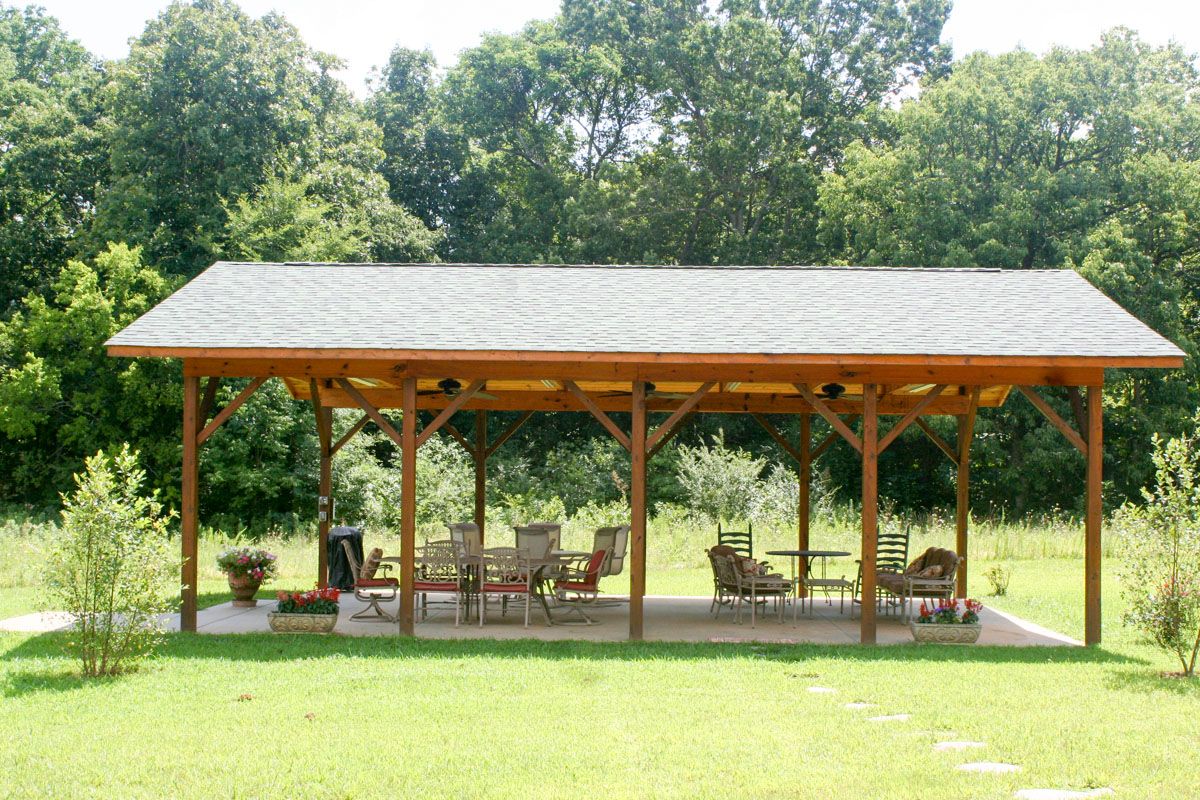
[1116,421,1200,675]
[0,243,179,504]
[675,430,768,523]
[45,445,176,676]
[983,565,1011,596]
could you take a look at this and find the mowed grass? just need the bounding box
[3,516,1198,797]
[2,631,1198,798]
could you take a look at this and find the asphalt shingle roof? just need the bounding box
[105,262,1185,360]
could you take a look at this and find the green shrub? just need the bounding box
[1117,423,1200,677]
[984,564,1012,596]
[46,445,176,677]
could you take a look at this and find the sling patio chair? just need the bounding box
[341,540,399,622]
[590,524,629,606]
[552,548,610,624]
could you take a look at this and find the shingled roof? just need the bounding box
[106,262,1185,362]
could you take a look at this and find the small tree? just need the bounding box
[46,445,176,677]
[675,431,767,524]
[1117,423,1200,677]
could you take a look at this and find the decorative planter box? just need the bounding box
[268,612,337,633]
[910,622,981,644]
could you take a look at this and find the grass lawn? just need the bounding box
[3,520,1198,797]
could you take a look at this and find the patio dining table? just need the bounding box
[765,549,852,621]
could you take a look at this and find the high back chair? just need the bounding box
[717,521,754,558]
[448,521,482,558]
[478,547,534,627]
[514,527,552,559]
[525,521,562,551]
[341,539,399,622]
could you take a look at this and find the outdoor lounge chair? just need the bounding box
[553,548,610,624]
[448,521,482,558]
[709,548,790,627]
[341,540,399,622]
[590,525,629,605]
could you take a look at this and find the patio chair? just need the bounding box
[717,551,791,627]
[515,527,556,597]
[852,525,911,616]
[414,540,466,625]
[552,548,610,624]
[478,547,535,627]
[524,521,563,551]
[591,525,629,605]
[447,521,482,558]
[717,521,754,558]
[341,540,399,622]
[706,545,740,615]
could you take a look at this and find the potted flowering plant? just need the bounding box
[215,547,278,607]
[910,598,984,643]
[267,587,340,633]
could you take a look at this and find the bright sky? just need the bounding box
[26,0,1200,96]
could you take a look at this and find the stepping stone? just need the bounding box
[958,762,1021,774]
[844,702,874,710]
[934,741,986,752]
[807,686,836,694]
[867,713,910,722]
[1014,790,1114,799]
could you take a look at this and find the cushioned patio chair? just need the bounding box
[341,540,399,622]
[590,525,629,605]
[552,548,610,624]
[478,547,536,627]
[414,540,467,625]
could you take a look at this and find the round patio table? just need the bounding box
[765,549,852,620]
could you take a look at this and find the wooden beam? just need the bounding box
[197,377,219,434]
[415,379,485,448]
[955,387,980,599]
[181,375,199,633]
[630,380,647,641]
[794,384,862,453]
[196,376,267,445]
[648,410,696,458]
[1017,386,1087,455]
[915,417,958,464]
[335,378,404,449]
[750,413,804,465]
[1085,384,1103,645]
[330,413,370,456]
[798,413,811,599]
[563,380,631,451]
[474,411,487,544]
[485,411,534,459]
[181,354,1115,387]
[645,381,715,453]
[860,384,879,644]
[811,414,859,461]
[878,385,948,453]
[311,379,333,589]
[441,421,475,456]
[399,377,417,635]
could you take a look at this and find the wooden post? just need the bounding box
[400,377,417,635]
[474,410,487,545]
[315,400,332,589]
[181,375,200,633]
[955,388,980,599]
[860,384,878,644]
[630,380,647,641]
[1085,384,1103,646]
[798,413,811,598]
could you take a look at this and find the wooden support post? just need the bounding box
[798,413,811,599]
[474,410,487,545]
[311,380,333,589]
[181,375,200,633]
[630,380,647,641]
[1085,384,1103,645]
[860,384,878,644]
[400,377,417,635]
[955,387,980,598]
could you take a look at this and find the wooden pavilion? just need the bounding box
[106,262,1185,645]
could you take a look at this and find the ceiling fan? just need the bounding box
[417,378,498,400]
[782,383,862,401]
[599,381,694,400]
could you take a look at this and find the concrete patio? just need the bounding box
[0,594,1075,645]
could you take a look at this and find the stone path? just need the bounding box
[958,762,1021,774]
[934,741,986,752]
[1013,790,1113,799]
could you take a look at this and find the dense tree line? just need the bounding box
[0,0,1196,528]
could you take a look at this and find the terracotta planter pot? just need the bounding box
[227,574,262,607]
[268,612,338,633]
[910,622,981,644]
